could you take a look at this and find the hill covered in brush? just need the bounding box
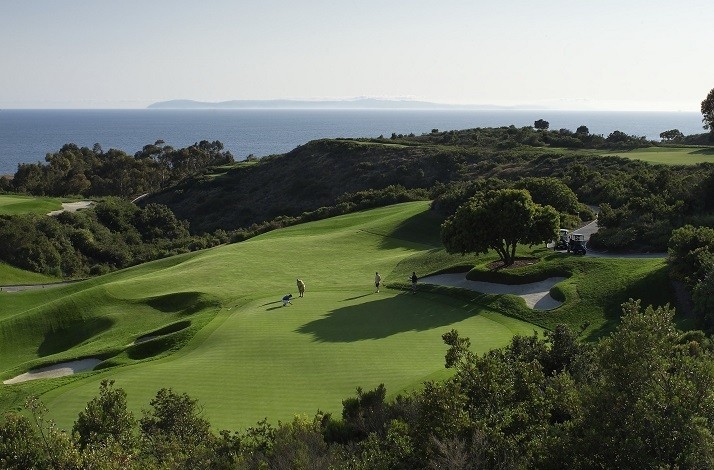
[143,133,714,246]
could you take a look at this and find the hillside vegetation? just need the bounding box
[144,136,714,250]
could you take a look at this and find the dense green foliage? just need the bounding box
[8,140,233,198]
[668,225,714,329]
[385,124,651,150]
[432,176,591,228]
[138,132,713,253]
[703,87,714,133]
[586,166,714,251]
[3,300,712,469]
[0,198,228,277]
[441,189,559,265]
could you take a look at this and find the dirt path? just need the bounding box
[420,273,565,310]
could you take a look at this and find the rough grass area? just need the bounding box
[601,147,714,165]
[0,201,675,432]
[0,194,66,215]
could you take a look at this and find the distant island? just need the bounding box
[147,98,545,110]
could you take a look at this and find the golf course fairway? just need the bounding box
[0,201,545,431]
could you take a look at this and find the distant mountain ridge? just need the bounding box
[147,98,541,110]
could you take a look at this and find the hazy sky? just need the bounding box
[1,0,712,110]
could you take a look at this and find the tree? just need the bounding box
[533,119,549,130]
[570,300,714,468]
[73,380,136,451]
[514,177,580,215]
[441,189,559,265]
[575,125,589,135]
[702,87,714,132]
[659,129,684,143]
[667,225,714,285]
[139,388,216,467]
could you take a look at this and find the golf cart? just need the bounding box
[567,233,587,255]
[554,229,569,251]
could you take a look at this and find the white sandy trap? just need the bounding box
[47,201,94,216]
[421,273,566,310]
[3,358,101,385]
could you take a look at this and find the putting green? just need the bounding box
[1,201,541,431]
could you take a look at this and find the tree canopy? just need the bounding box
[659,129,684,142]
[533,119,549,130]
[441,189,559,265]
[702,87,714,132]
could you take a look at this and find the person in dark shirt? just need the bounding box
[282,294,293,306]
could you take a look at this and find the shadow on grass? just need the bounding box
[341,294,372,302]
[38,317,114,356]
[260,300,283,307]
[297,291,496,342]
[383,209,444,248]
[584,264,674,342]
[691,148,714,156]
[144,291,214,315]
[359,208,443,250]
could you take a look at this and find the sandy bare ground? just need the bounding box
[47,200,94,216]
[421,273,566,310]
[3,358,102,385]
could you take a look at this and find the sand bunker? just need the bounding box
[47,201,94,216]
[3,358,102,385]
[421,273,566,310]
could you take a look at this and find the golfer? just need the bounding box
[282,294,293,306]
[375,272,382,293]
[296,278,305,297]
[410,272,418,293]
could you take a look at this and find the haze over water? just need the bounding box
[0,109,704,174]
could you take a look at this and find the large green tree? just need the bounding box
[441,189,559,265]
[702,87,714,133]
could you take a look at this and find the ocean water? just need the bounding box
[0,109,705,174]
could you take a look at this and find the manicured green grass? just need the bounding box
[0,202,540,431]
[0,194,66,215]
[390,246,675,339]
[0,201,674,432]
[0,262,59,285]
[599,147,714,165]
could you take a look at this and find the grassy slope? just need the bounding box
[0,201,677,432]
[0,202,540,431]
[0,262,59,285]
[600,147,714,165]
[0,194,65,215]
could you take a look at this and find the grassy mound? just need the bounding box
[0,201,675,431]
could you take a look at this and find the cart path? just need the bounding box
[0,279,85,293]
[421,273,565,310]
